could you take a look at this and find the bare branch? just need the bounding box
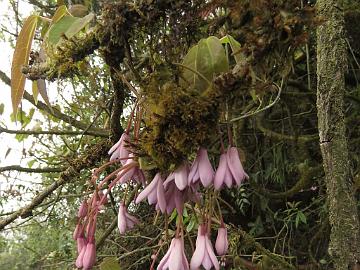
[0,125,108,137]
[0,165,63,173]
[0,69,109,137]
[0,139,111,231]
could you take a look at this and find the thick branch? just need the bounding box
[0,165,63,173]
[316,1,360,268]
[109,69,126,141]
[0,139,111,231]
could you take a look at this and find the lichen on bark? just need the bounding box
[316,0,360,268]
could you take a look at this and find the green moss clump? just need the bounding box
[139,79,220,171]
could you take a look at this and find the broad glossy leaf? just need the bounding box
[47,15,78,45]
[65,13,94,39]
[100,257,121,270]
[181,36,228,92]
[11,15,38,114]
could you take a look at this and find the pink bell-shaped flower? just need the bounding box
[157,237,189,270]
[214,147,248,189]
[108,133,130,164]
[188,148,214,188]
[164,163,190,191]
[215,226,228,256]
[214,152,233,190]
[118,201,140,234]
[135,173,166,213]
[226,147,248,186]
[190,225,219,270]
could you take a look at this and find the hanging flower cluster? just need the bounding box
[72,100,248,270]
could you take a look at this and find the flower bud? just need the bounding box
[78,201,88,218]
[215,226,228,256]
[82,242,96,269]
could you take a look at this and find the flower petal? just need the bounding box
[198,148,214,187]
[118,204,127,234]
[135,174,159,204]
[175,164,188,191]
[157,239,176,270]
[227,147,247,186]
[214,153,227,190]
[190,235,206,270]
[188,159,199,184]
[157,174,167,213]
[169,239,183,270]
[205,237,220,270]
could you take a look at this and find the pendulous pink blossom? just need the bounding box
[164,163,190,191]
[108,133,130,164]
[190,225,219,270]
[214,147,248,190]
[226,146,248,186]
[215,226,228,256]
[188,148,214,188]
[157,237,189,270]
[118,201,140,234]
[135,173,167,212]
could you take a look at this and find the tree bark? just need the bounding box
[317,1,360,268]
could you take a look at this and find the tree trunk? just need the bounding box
[316,1,360,269]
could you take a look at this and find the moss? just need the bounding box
[138,76,221,171]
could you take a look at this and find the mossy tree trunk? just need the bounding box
[317,0,360,268]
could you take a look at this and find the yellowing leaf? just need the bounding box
[11,15,38,115]
[32,80,39,105]
[100,257,121,270]
[51,5,70,25]
[68,4,89,17]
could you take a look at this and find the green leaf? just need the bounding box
[11,15,39,115]
[181,36,229,92]
[15,133,29,142]
[100,257,121,270]
[0,103,4,115]
[220,34,243,64]
[186,217,196,232]
[27,160,36,168]
[48,16,78,45]
[65,13,94,39]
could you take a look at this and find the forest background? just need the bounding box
[1,0,360,269]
